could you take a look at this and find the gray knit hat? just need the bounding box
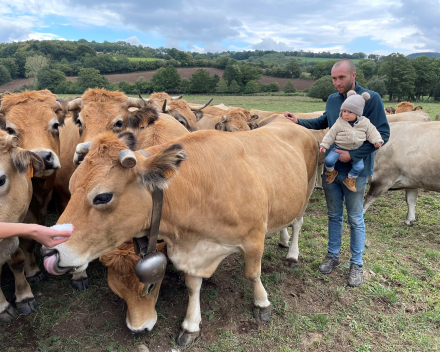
[341,90,370,117]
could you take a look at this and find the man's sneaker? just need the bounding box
[325,170,338,184]
[319,253,340,274]
[343,177,357,192]
[348,263,363,287]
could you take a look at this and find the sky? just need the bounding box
[0,0,439,55]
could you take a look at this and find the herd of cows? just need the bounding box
[0,89,438,346]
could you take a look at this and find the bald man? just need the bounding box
[285,59,390,287]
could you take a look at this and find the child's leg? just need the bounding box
[324,147,340,172]
[348,159,364,179]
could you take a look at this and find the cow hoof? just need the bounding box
[405,220,416,226]
[278,244,289,252]
[253,304,271,322]
[177,330,199,346]
[202,277,210,282]
[284,259,297,268]
[27,271,47,284]
[0,304,17,323]
[71,277,89,291]
[16,297,37,315]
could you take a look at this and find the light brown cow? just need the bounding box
[100,241,166,332]
[0,130,44,323]
[396,101,414,113]
[0,90,69,282]
[384,106,396,115]
[42,117,318,345]
[386,111,431,123]
[214,108,253,132]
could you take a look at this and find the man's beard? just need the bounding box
[342,78,354,95]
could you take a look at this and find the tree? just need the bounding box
[37,67,66,92]
[179,79,191,93]
[135,77,153,94]
[0,65,12,85]
[411,56,437,100]
[189,69,212,93]
[355,68,367,87]
[267,82,280,92]
[239,64,263,86]
[283,80,296,93]
[307,75,337,102]
[378,53,417,101]
[244,80,260,94]
[285,60,301,78]
[215,79,229,94]
[215,57,230,69]
[25,55,49,84]
[359,60,376,80]
[76,68,111,91]
[228,80,241,94]
[117,81,137,94]
[151,65,181,93]
[223,65,242,86]
[75,44,97,59]
[366,78,387,98]
[432,81,440,102]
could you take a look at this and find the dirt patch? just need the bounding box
[0,68,315,92]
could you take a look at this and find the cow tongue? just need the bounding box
[43,254,68,275]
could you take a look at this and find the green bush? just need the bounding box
[307,75,337,102]
[244,80,260,94]
[283,80,296,93]
[366,78,387,98]
[37,67,67,92]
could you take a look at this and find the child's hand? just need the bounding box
[319,146,326,153]
[374,142,382,148]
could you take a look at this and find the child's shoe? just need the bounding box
[343,177,357,192]
[325,170,338,184]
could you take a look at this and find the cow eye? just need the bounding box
[52,122,60,131]
[6,127,15,135]
[0,175,6,187]
[93,193,113,205]
[146,284,155,294]
[114,120,123,128]
[75,120,83,128]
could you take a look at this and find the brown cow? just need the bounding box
[0,90,69,282]
[384,106,396,115]
[0,130,44,322]
[396,101,414,113]
[41,117,318,345]
[100,241,166,332]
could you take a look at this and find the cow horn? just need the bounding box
[119,149,137,168]
[68,98,82,111]
[190,98,214,111]
[171,95,183,100]
[221,115,227,123]
[135,149,152,158]
[162,99,171,113]
[138,91,150,102]
[6,135,20,148]
[126,97,145,108]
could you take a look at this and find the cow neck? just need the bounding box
[133,188,164,257]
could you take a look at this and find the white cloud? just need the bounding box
[116,36,150,47]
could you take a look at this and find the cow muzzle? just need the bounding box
[41,247,76,275]
[135,251,167,287]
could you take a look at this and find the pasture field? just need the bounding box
[1,95,440,352]
[127,58,161,61]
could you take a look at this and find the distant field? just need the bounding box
[127,58,161,61]
[290,57,362,64]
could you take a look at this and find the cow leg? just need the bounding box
[178,274,202,346]
[0,266,18,323]
[8,247,36,315]
[363,180,394,214]
[405,188,419,226]
[20,238,45,284]
[278,228,290,251]
[242,242,271,322]
[315,162,324,189]
[285,217,303,268]
[71,270,89,290]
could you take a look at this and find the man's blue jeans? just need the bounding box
[324,147,364,178]
[322,173,368,266]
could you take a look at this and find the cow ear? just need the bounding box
[137,144,187,191]
[55,98,70,126]
[215,122,226,131]
[11,148,44,175]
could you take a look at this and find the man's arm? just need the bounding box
[297,112,329,130]
[349,93,390,163]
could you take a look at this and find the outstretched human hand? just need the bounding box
[284,111,298,124]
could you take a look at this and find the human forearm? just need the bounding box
[0,223,38,239]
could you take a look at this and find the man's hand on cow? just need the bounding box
[284,111,298,124]
[374,142,382,148]
[335,149,351,162]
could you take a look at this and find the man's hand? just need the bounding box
[284,111,298,124]
[335,149,351,162]
[27,224,73,248]
[319,146,326,153]
[374,142,382,149]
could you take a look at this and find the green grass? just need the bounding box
[127,57,160,62]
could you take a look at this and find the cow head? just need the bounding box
[0,90,68,177]
[67,88,151,148]
[100,241,166,332]
[216,109,251,132]
[0,130,44,222]
[41,132,186,276]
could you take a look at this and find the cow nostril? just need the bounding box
[38,152,54,168]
